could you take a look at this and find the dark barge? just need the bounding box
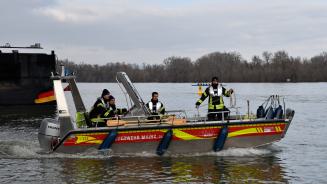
[0,43,56,105]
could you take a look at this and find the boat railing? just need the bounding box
[228,106,242,120]
[77,108,286,129]
[121,111,241,125]
[186,111,231,124]
[76,96,289,129]
[86,113,187,128]
[189,109,260,124]
[165,110,188,119]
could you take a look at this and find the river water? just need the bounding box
[0,83,327,183]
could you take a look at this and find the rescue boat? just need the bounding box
[38,72,295,155]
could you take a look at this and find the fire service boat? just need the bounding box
[38,72,295,155]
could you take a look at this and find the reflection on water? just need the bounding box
[49,156,287,183]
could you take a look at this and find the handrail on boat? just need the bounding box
[165,110,188,119]
[86,113,186,127]
[84,110,248,128]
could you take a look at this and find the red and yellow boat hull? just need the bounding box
[54,120,291,154]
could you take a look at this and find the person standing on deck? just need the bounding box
[146,92,165,118]
[89,89,112,127]
[195,77,233,121]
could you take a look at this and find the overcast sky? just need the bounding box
[1,0,327,64]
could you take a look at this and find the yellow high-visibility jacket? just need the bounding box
[196,86,231,110]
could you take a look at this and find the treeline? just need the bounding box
[57,51,327,82]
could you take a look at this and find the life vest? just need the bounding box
[148,101,162,113]
[209,85,223,97]
[208,85,224,109]
[196,85,228,111]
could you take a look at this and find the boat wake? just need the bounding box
[0,140,40,158]
[191,147,273,157]
[0,139,277,159]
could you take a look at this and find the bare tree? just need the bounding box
[57,51,327,82]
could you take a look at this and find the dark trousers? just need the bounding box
[147,113,161,120]
[90,121,107,127]
[207,107,230,121]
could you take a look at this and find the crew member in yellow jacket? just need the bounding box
[195,77,233,121]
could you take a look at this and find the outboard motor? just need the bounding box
[38,118,60,151]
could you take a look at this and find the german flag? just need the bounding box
[34,85,70,104]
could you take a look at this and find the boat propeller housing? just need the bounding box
[38,118,60,151]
